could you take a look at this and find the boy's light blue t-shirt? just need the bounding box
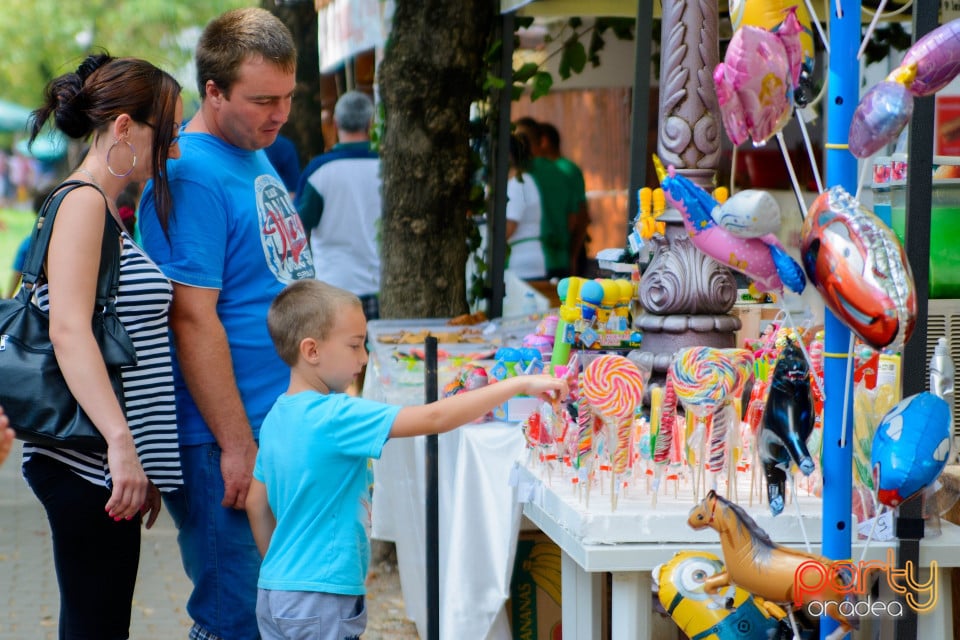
[139,133,314,444]
[253,391,399,595]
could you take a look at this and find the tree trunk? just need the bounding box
[264,1,325,163]
[378,1,495,318]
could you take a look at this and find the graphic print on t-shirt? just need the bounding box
[256,174,314,283]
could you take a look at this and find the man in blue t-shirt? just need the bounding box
[138,9,314,640]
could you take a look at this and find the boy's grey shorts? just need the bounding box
[256,589,366,640]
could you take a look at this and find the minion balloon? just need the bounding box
[655,551,789,640]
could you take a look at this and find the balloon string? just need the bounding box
[776,132,807,217]
[840,332,855,449]
[858,504,885,565]
[795,110,824,195]
[790,475,813,554]
[802,0,830,55]
[730,145,738,196]
[854,158,870,203]
[857,0,889,60]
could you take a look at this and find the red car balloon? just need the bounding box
[800,187,916,350]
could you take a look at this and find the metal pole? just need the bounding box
[488,11,515,319]
[822,1,858,637]
[424,336,439,640]
[896,3,937,639]
[626,0,655,224]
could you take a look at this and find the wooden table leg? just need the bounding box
[611,572,651,640]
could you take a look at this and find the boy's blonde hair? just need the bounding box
[268,280,362,366]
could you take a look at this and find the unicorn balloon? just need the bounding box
[655,157,805,295]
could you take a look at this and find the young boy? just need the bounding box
[246,280,568,640]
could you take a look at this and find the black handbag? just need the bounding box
[0,181,137,451]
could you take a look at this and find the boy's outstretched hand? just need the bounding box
[522,375,570,403]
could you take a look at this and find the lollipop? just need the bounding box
[669,347,736,417]
[581,355,645,420]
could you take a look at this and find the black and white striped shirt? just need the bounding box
[23,235,183,491]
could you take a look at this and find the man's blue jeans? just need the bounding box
[164,443,262,640]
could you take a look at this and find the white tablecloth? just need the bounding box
[372,423,527,640]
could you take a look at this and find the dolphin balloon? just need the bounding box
[655,158,805,294]
[757,338,816,516]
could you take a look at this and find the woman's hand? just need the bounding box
[104,433,148,521]
[0,405,13,467]
[141,482,161,529]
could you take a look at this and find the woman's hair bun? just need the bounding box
[76,53,111,84]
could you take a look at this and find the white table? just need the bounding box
[517,465,958,639]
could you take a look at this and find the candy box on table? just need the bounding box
[364,319,498,406]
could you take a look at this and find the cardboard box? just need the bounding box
[508,532,563,640]
[493,396,540,423]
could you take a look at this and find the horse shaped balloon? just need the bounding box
[688,490,856,640]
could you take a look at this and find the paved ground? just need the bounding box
[0,441,418,639]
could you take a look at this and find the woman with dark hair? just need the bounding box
[21,53,184,639]
[505,133,547,280]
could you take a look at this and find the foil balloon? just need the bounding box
[657,159,805,294]
[687,490,856,638]
[848,65,916,159]
[849,18,960,158]
[712,189,783,238]
[729,1,815,103]
[800,186,916,350]
[714,25,794,146]
[756,338,815,516]
[654,551,787,640]
[900,17,960,98]
[872,392,952,508]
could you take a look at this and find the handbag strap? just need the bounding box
[18,180,122,308]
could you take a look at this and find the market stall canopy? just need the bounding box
[0,99,32,133]
[15,129,67,162]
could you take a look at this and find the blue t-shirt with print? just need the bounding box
[139,133,315,445]
[253,391,398,595]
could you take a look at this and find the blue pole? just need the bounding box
[822,2,858,638]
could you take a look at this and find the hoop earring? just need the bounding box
[106,138,137,178]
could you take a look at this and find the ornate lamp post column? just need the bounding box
[633,0,740,378]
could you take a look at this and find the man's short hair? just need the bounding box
[195,7,296,98]
[539,122,561,153]
[267,280,361,366]
[334,91,375,134]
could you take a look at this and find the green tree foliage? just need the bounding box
[0,0,250,111]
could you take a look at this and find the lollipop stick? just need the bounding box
[776,132,807,216]
[795,110,824,196]
[857,0,889,61]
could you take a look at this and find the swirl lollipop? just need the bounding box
[582,355,645,510]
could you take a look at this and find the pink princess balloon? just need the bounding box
[714,26,793,146]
